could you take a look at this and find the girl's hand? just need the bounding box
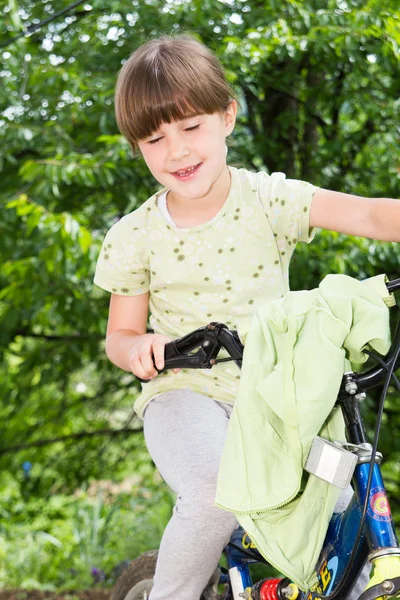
[127,334,181,380]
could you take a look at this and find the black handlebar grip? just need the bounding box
[135,340,178,383]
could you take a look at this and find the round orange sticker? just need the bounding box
[369,490,391,520]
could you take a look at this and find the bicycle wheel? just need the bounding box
[111,549,157,600]
[111,549,226,600]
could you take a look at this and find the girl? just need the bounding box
[94,34,400,600]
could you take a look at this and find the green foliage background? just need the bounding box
[1,0,400,590]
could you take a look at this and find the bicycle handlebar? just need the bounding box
[138,278,400,390]
[387,278,400,294]
[136,323,244,382]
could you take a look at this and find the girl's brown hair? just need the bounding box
[115,34,238,154]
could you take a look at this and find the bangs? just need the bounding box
[131,86,213,143]
[115,36,235,149]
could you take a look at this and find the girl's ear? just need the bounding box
[224,99,237,135]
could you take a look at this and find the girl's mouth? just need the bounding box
[172,162,202,181]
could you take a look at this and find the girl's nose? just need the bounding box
[168,136,190,161]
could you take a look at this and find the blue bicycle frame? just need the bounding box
[224,466,398,599]
[222,378,400,600]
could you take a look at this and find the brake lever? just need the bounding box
[136,323,228,383]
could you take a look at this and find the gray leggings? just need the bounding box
[143,390,370,600]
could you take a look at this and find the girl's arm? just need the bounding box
[310,188,400,242]
[105,292,174,380]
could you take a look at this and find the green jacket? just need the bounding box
[215,274,394,590]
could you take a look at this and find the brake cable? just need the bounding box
[363,349,400,391]
[212,357,238,364]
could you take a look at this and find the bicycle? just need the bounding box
[112,277,400,600]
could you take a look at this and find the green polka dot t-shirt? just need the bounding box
[94,167,318,419]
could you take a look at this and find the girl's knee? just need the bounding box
[175,486,238,525]
[180,477,219,504]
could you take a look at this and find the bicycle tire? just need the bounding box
[111,549,227,600]
[111,550,157,600]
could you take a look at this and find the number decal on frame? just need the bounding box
[241,532,257,549]
[308,557,338,598]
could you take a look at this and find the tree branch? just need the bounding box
[14,330,103,341]
[0,1,88,49]
[241,81,329,136]
[328,63,348,142]
[267,85,328,130]
[0,427,142,455]
[335,117,376,183]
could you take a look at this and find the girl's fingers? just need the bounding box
[129,335,174,379]
[129,354,153,380]
[139,345,158,377]
[152,340,166,371]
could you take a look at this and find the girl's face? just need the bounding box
[137,101,237,204]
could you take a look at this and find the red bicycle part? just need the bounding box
[254,577,282,600]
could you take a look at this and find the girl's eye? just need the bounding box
[147,124,200,145]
